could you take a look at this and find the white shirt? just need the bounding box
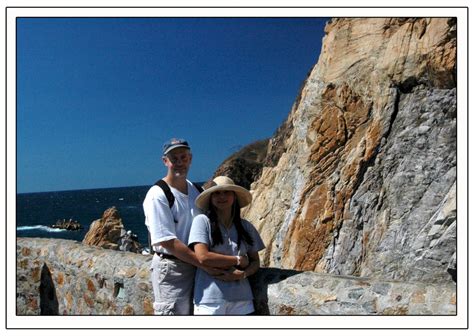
[143,180,201,255]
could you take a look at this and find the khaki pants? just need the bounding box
[150,254,196,315]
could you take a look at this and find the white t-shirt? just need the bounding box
[143,180,201,255]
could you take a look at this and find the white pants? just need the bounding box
[150,254,196,315]
[194,300,255,315]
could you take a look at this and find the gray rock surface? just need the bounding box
[328,87,457,282]
[240,18,457,285]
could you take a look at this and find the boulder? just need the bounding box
[82,207,124,250]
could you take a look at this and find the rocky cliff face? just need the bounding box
[205,139,269,190]
[241,18,456,283]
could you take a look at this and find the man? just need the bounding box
[143,138,220,315]
[119,230,132,252]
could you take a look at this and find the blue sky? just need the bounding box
[17,17,328,193]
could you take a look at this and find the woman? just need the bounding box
[188,176,265,315]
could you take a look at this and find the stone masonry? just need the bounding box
[16,238,455,315]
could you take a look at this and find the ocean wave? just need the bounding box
[16,225,66,233]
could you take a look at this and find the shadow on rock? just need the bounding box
[249,267,302,315]
[39,263,59,315]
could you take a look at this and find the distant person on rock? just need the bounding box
[119,230,133,252]
[143,138,223,315]
[188,176,265,315]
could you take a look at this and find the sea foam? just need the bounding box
[16,225,65,233]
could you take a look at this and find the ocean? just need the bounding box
[16,185,152,246]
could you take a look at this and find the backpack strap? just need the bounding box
[155,180,204,207]
[192,181,204,194]
[148,179,203,254]
[148,179,174,254]
[154,179,175,208]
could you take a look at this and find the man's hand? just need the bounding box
[214,267,245,282]
[201,265,226,276]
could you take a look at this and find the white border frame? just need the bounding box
[3,4,469,334]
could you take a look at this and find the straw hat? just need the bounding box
[195,176,252,211]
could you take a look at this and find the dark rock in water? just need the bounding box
[51,219,82,231]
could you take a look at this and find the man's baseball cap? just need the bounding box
[163,138,190,155]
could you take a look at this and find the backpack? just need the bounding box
[154,179,204,208]
[147,179,204,253]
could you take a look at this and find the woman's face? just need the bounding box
[211,190,235,211]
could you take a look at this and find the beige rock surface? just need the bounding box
[241,18,456,283]
[82,207,124,250]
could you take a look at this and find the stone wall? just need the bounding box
[17,238,154,315]
[16,238,455,315]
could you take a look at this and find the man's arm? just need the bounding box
[159,239,225,276]
[214,251,260,282]
[192,242,249,269]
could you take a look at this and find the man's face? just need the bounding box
[163,148,192,178]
